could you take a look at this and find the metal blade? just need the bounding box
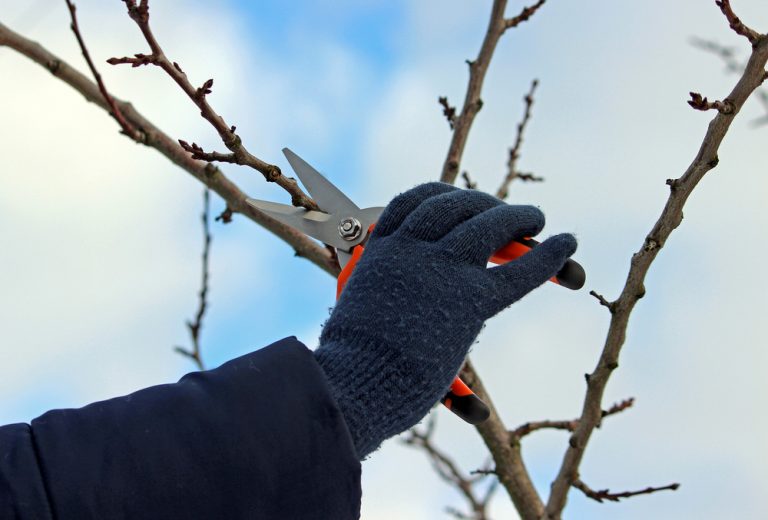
[245,198,357,250]
[282,148,359,215]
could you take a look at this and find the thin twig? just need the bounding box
[461,171,478,190]
[439,96,457,129]
[174,189,211,370]
[589,290,616,313]
[496,79,541,200]
[715,0,760,45]
[440,0,548,184]
[510,398,634,441]
[687,92,735,114]
[109,0,319,211]
[0,23,338,276]
[691,37,768,125]
[403,416,496,520]
[178,140,237,163]
[572,478,680,504]
[64,0,141,140]
[601,397,635,418]
[545,5,768,516]
[503,0,546,31]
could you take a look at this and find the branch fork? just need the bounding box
[109,0,320,210]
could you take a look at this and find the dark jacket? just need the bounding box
[0,338,362,519]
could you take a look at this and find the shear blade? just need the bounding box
[282,148,359,215]
[245,197,353,251]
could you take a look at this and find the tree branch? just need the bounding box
[174,189,211,371]
[544,7,768,517]
[64,0,141,140]
[460,360,544,519]
[439,96,457,129]
[572,478,680,504]
[461,171,479,190]
[687,92,735,114]
[435,2,552,516]
[403,416,497,520]
[510,398,633,441]
[0,22,338,277]
[715,0,761,45]
[503,0,547,31]
[690,37,768,125]
[109,0,319,211]
[440,0,548,184]
[496,79,541,200]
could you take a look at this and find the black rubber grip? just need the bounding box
[441,390,490,425]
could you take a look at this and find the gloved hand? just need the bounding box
[314,182,577,459]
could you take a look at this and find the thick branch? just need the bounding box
[496,79,540,200]
[460,360,544,519]
[0,22,337,276]
[110,0,319,211]
[572,479,680,504]
[544,27,768,520]
[434,2,552,516]
[440,0,548,184]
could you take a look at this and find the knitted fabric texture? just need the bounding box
[314,183,577,459]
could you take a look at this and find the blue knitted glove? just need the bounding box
[314,183,577,459]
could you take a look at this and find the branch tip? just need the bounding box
[439,96,457,129]
[589,290,616,312]
[573,478,680,503]
[461,171,478,190]
[715,0,760,45]
[216,207,234,224]
[688,92,735,114]
[65,0,141,140]
[115,1,319,210]
[496,79,540,199]
[196,78,214,100]
[503,0,547,31]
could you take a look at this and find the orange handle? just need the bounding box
[491,237,585,290]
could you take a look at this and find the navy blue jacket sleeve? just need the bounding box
[0,337,362,519]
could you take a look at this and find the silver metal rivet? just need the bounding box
[338,217,362,241]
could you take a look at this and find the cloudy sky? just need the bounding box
[1,1,767,518]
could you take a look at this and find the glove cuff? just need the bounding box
[313,340,446,460]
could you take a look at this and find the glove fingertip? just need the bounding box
[545,232,578,260]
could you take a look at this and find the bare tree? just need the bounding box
[1,1,766,518]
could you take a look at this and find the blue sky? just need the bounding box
[2,1,768,518]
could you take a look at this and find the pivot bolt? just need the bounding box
[338,217,362,241]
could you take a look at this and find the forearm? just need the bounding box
[1,338,361,520]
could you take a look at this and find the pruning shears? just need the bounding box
[246,148,585,425]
